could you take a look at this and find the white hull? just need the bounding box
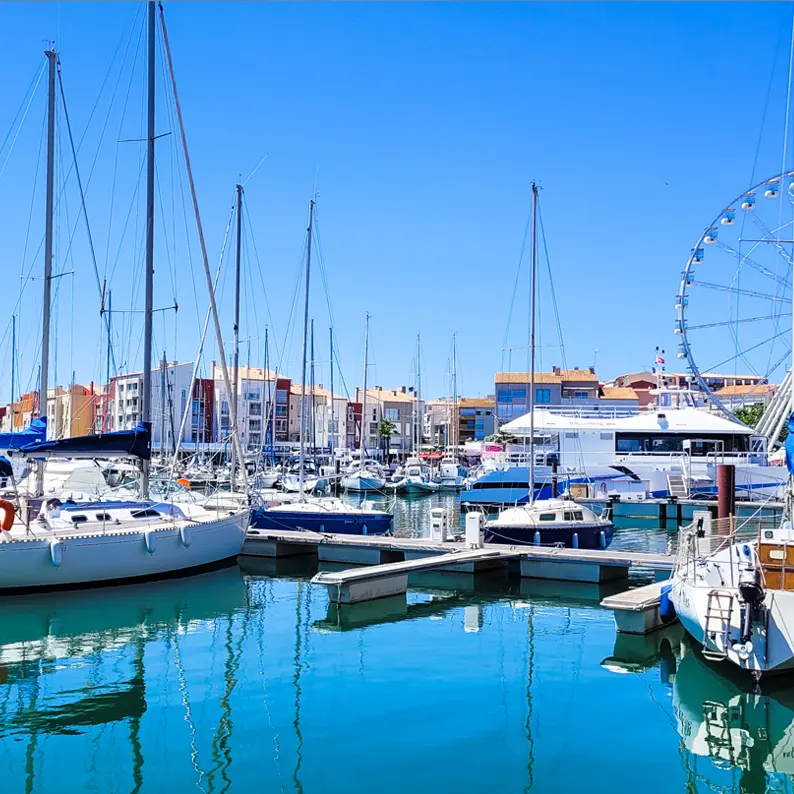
[342,475,385,492]
[0,512,247,591]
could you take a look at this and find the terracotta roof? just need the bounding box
[213,364,278,381]
[359,388,417,404]
[713,384,776,397]
[556,369,599,382]
[495,369,598,384]
[600,387,640,401]
[289,384,346,400]
[459,397,495,408]
[495,372,562,385]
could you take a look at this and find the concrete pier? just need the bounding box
[600,580,673,635]
[311,549,523,604]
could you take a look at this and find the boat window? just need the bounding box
[95,513,112,521]
[131,509,161,519]
[70,515,88,524]
[538,513,557,522]
[563,511,584,521]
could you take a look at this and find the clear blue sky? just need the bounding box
[1,2,792,402]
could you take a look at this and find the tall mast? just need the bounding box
[329,326,334,455]
[10,315,15,434]
[263,325,272,462]
[140,0,156,499]
[452,332,458,455]
[230,182,242,487]
[298,199,314,498]
[36,47,57,495]
[159,352,167,463]
[105,290,112,431]
[360,313,370,455]
[529,182,538,505]
[310,319,316,451]
[416,333,422,453]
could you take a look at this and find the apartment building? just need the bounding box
[353,386,421,456]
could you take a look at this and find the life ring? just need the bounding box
[177,478,191,489]
[0,499,15,531]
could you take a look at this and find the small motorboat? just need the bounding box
[389,458,440,495]
[432,458,468,491]
[341,460,386,492]
[484,498,613,549]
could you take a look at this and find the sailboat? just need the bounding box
[433,335,468,490]
[250,205,392,535]
[484,183,613,548]
[0,5,248,591]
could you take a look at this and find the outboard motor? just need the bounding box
[737,544,766,648]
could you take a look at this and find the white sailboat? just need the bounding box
[0,5,248,591]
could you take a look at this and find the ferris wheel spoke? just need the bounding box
[693,281,791,303]
[714,241,791,291]
[744,213,794,266]
[686,312,792,332]
[702,326,791,374]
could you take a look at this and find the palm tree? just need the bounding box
[377,419,397,461]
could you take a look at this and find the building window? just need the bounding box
[221,400,229,416]
[573,391,588,400]
[249,402,262,416]
[535,388,551,404]
[369,422,378,435]
[249,419,262,432]
[276,405,287,417]
[385,408,400,421]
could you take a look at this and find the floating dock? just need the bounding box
[243,528,673,604]
[600,580,671,635]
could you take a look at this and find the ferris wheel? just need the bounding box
[676,170,794,421]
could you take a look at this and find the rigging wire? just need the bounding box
[0,60,46,185]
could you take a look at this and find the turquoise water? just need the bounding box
[2,498,791,794]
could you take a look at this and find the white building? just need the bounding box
[213,364,290,452]
[353,386,422,457]
[290,385,349,451]
[111,362,194,452]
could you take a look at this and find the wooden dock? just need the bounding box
[244,528,673,604]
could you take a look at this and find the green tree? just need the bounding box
[735,403,765,429]
[484,429,517,446]
[377,419,397,459]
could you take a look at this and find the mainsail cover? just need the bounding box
[0,417,47,450]
[20,421,151,460]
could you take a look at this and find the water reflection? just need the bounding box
[606,628,794,794]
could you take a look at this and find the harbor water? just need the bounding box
[2,495,789,794]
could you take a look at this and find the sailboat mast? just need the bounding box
[141,0,156,499]
[105,290,112,431]
[360,313,370,455]
[160,352,167,463]
[10,315,15,434]
[416,333,422,453]
[298,199,314,497]
[329,326,335,455]
[310,319,315,451]
[35,47,57,494]
[529,182,538,505]
[231,182,242,486]
[452,332,458,454]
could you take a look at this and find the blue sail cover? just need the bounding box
[0,416,47,450]
[786,414,794,477]
[21,421,151,460]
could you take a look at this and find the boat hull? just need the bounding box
[0,512,248,592]
[484,522,613,549]
[250,507,392,535]
[342,476,385,492]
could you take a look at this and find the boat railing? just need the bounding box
[675,516,778,586]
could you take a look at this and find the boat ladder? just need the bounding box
[702,589,734,661]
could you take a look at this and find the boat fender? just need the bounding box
[177,478,191,489]
[0,499,15,531]
[659,584,676,624]
[362,524,368,536]
[180,525,191,548]
[49,538,62,567]
[533,531,541,546]
[599,530,607,549]
[571,532,579,549]
[144,529,157,554]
